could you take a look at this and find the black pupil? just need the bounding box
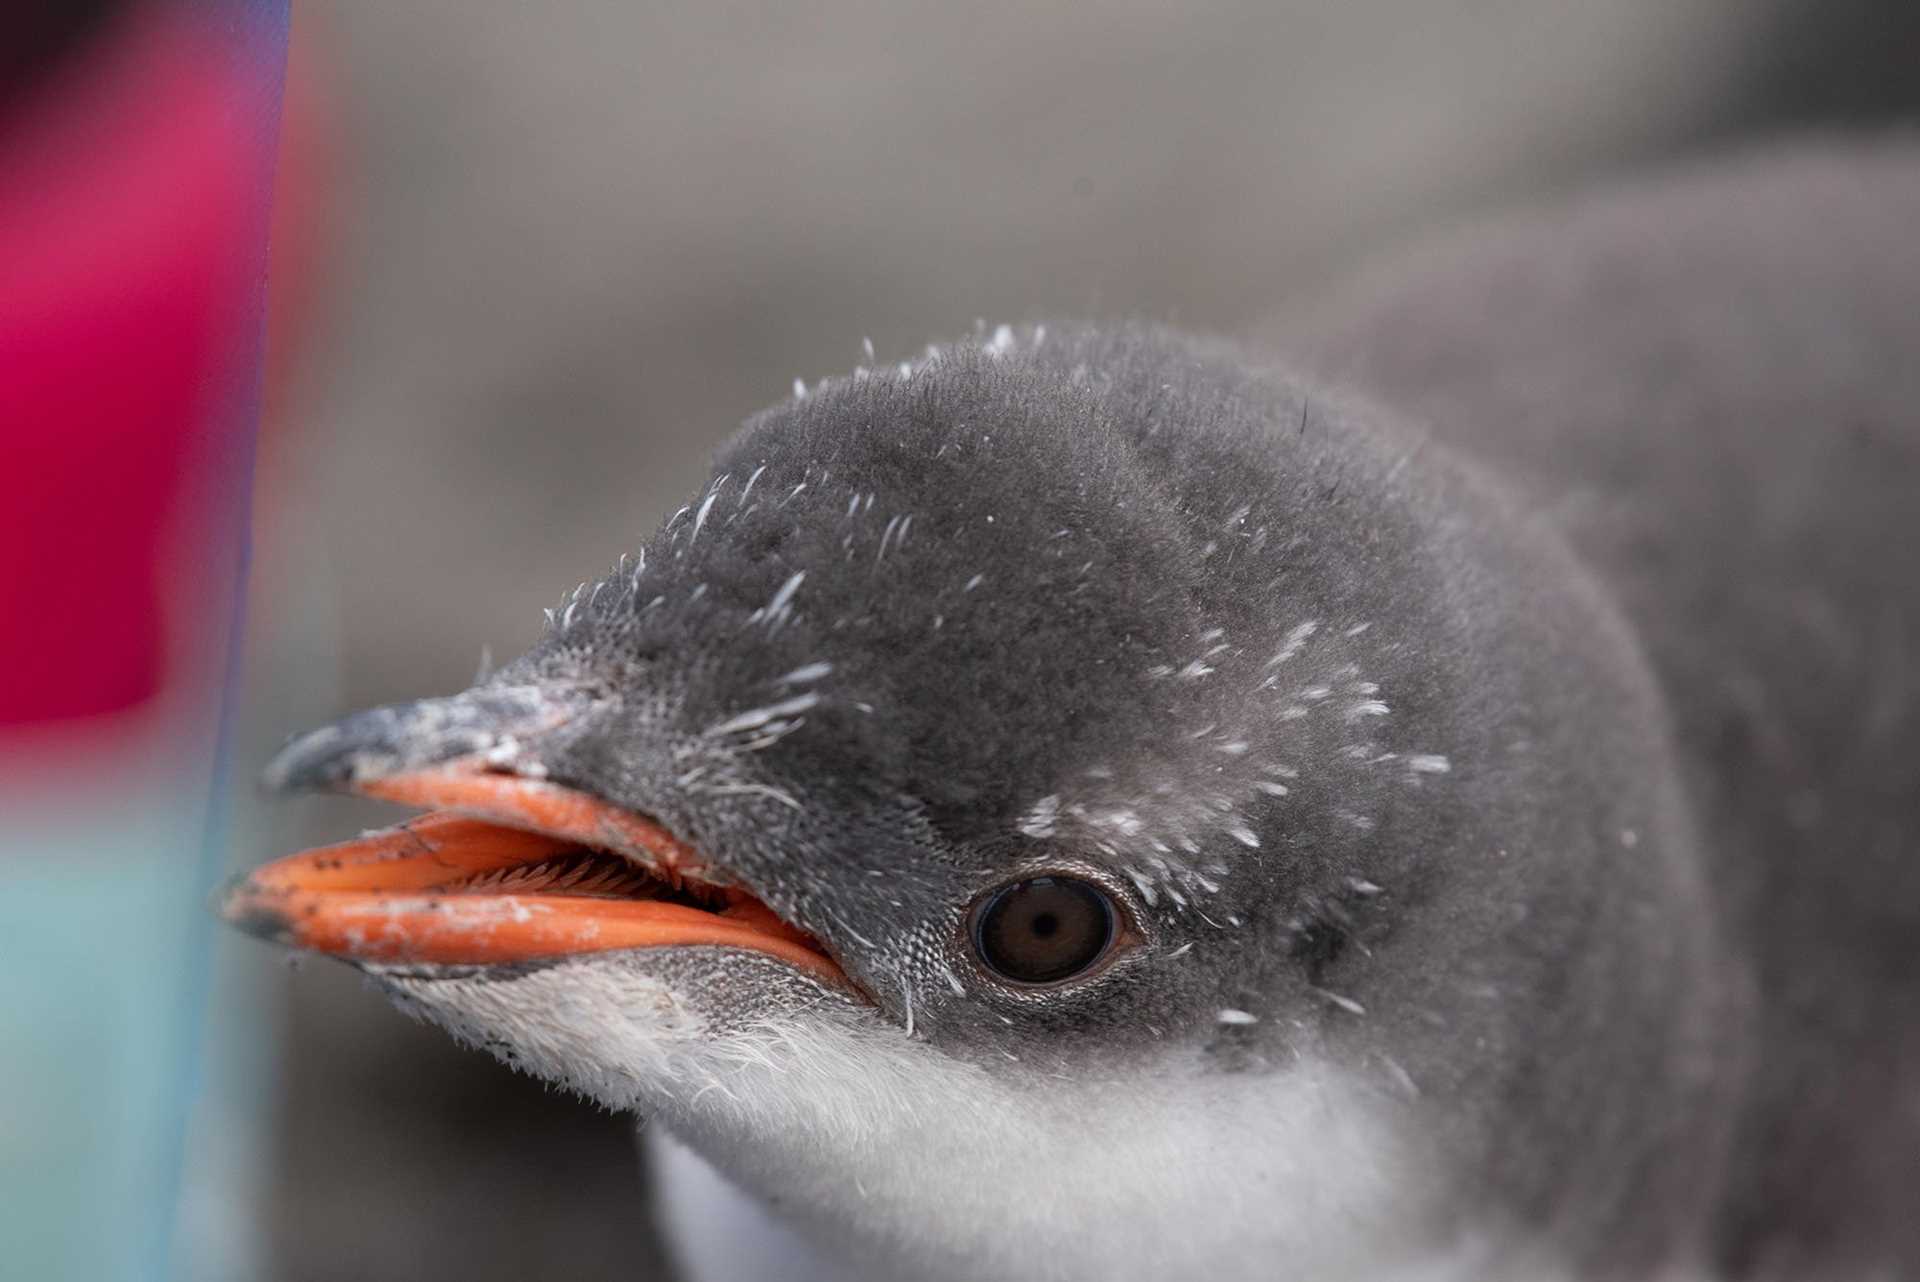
[973,877,1113,984]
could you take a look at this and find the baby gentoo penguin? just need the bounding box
[229,144,1920,1282]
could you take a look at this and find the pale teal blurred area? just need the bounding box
[0,799,190,1281]
[0,721,270,1281]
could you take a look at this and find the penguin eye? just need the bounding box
[969,876,1116,985]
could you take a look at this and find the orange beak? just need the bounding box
[222,758,848,985]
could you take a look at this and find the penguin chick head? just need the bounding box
[231,325,1541,1279]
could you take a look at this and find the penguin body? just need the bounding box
[1274,142,1920,1277]
[230,143,1920,1280]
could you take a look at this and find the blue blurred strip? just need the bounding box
[159,5,289,1281]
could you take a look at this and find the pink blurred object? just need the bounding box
[0,6,263,726]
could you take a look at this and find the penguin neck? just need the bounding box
[654,1025,1459,1282]
[1361,416,1755,1272]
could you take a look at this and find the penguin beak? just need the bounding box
[222,697,849,986]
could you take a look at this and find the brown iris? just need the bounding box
[970,876,1115,984]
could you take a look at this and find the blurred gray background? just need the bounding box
[238,1,1918,1277]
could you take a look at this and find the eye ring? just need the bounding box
[967,875,1118,986]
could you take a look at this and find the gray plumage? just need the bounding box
[254,141,1919,1281]
[1271,139,1920,1278]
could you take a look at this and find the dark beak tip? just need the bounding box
[259,720,360,793]
[261,684,583,798]
[260,714,418,795]
[215,878,294,942]
[260,740,349,795]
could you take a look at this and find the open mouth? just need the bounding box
[222,759,847,985]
